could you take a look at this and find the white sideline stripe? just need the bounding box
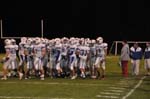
[96,95,119,98]
[104,90,124,93]
[100,92,121,95]
[122,76,146,99]
[109,87,126,90]
[0,81,111,86]
[0,96,73,99]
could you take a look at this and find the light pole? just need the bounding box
[41,19,43,38]
[0,18,3,38]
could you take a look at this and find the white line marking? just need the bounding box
[120,81,128,83]
[100,92,121,95]
[0,96,73,99]
[122,76,146,99]
[117,82,129,85]
[116,84,129,87]
[96,95,119,98]
[109,87,126,90]
[0,81,111,86]
[104,90,124,93]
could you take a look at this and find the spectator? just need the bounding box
[120,40,130,77]
[144,42,150,76]
[130,42,142,76]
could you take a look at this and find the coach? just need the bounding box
[130,42,142,76]
[120,40,130,77]
[144,42,150,76]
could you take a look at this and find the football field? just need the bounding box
[0,54,150,99]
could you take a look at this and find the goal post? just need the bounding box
[109,41,149,56]
[41,19,44,38]
[0,19,3,39]
[0,18,44,39]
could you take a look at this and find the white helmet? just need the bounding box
[70,37,75,41]
[86,39,91,44]
[41,38,45,43]
[62,37,68,40]
[5,39,11,45]
[91,39,96,44]
[21,37,27,43]
[27,38,32,44]
[11,39,16,44]
[96,37,103,44]
[35,37,41,44]
[55,38,61,44]
[44,38,49,44]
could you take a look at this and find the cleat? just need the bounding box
[1,77,7,80]
[82,75,86,79]
[19,73,23,80]
[71,76,76,80]
[91,76,96,79]
[41,77,44,80]
[82,74,86,79]
[28,76,31,79]
[40,74,45,80]
[7,73,11,78]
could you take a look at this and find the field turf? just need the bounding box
[0,54,150,99]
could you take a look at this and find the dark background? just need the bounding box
[0,0,150,53]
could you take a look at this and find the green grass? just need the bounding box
[0,54,150,99]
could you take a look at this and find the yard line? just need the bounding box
[120,81,128,83]
[0,96,74,99]
[109,87,126,90]
[96,95,119,98]
[116,84,129,87]
[122,76,146,99]
[104,90,124,93]
[100,92,121,95]
[117,82,129,85]
[0,81,111,86]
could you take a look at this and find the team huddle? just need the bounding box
[1,37,108,80]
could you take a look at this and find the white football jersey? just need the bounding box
[90,44,96,57]
[34,43,46,57]
[4,45,11,58]
[95,43,108,57]
[19,42,26,55]
[80,46,89,56]
[68,44,77,56]
[24,44,34,55]
[61,43,69,56]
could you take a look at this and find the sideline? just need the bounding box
[122,76,146,99]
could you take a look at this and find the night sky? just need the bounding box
[0,0,150,42]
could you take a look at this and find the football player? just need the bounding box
[54,38,63,77]
[94,37,108,79]
[33,37,46,80]
[90,39,97,79]
[24,38,34,79]
[78,39,88,78]
[18,37,27,79]
[1,39,12,80]
[68,37,78,79]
